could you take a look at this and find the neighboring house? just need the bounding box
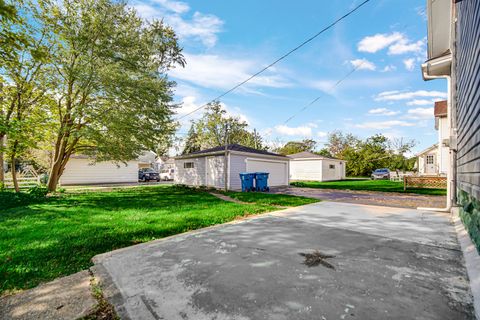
[416,144,439,175]
[59,155,138,185]
[434,100,449,175]
[156,157,175,171]
[287,151,346,181]
[137,151,157,169]
[174,144,289,190]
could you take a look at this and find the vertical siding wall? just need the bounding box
[229,154,247,190]
[456,0,480,200]
[456,0,480,251]
[174,158,206,186]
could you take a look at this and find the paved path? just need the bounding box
[92,202,473,319]
[271,186,446,209]
[0,271,96,320]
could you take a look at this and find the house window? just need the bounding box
[184,162,194,169]
[426,155,434,165]
[329,164,335,169]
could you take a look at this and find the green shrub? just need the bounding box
[27,185,49,198]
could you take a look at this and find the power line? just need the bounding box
[176,0,372,121]
[283,61,365,124]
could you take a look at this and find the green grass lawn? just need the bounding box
[0,185,316,294]
[291,179,447,196]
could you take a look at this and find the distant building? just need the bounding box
[287,151,346,181]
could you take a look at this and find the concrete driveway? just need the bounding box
[93,202,473,320]
[271,186,446,209]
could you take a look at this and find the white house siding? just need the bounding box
[229,154,247,190]
[321,159,345,181]
[438,117,450,175]
[206,155,225,188]
[289,160,323,181]
[59,158,138,185]
[174,157,206,186]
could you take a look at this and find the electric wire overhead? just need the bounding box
[176,0,372,121]
[283,61,365,125]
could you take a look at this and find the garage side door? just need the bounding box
[246,159,288,186]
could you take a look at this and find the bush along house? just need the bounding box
[422,0,480,249]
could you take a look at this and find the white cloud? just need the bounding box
[358,32,425,58]
[381,65,396,72]
[153,0,189,13]
[403,58,416,71]
[358,32,404,53]
[406,99,440,106]
[355,120,416,130]
[175,96,251,127]
[132,1,223,47]
[375,90,447,101]
[170,53,290,91]
[274,125,312,136]
[368,108,400,116]
[349,58,376,71]
[406,107,433,119]
[389,39,424,55]
[165,12,223,47]
[317,131,328,138]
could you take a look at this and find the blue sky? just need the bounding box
[132,0,447,154]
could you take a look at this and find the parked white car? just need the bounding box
[159,168,174,181]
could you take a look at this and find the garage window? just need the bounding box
[329,164,335,169]
[184,162,194,169]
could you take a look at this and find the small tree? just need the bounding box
[182,101,263,154]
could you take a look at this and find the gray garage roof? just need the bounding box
[178,144,286,158]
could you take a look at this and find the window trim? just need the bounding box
[184,162,195,169]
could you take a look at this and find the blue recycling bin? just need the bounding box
[255,172,270,192]
[239,173,255,192]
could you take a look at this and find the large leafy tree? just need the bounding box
[275,139,317,155]
[181,101,263,154]
[40,0,185,191]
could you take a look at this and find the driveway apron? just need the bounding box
[93,202,474,320]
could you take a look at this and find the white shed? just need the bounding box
[59,155,138,185]
[174,144,289,190]
[287,151,346,182]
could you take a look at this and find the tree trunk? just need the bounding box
[11,154,19,193]
[47,151,64,192]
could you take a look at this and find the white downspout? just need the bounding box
[417,75,452,212]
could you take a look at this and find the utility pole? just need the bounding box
[253,128,258,149]
[224,123,229,192]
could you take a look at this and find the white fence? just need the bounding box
[389,171,414,182]
[3,167,41,189]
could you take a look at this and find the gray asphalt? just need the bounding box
[271,186,446,209]
[92,202,473,320]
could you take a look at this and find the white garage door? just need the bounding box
[246,158,288,186]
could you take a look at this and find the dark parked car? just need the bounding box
[138,168,160,182]
[371,168,391,180]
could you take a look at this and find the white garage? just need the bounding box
[288,151,346,182]
[174,144,289,190]
[59,155,138,185]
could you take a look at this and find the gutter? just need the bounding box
[421,53,452,81]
